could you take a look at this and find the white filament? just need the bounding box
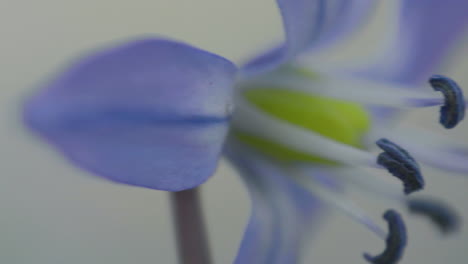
[232,94,378,167]
[285,167,387,239]
[242,70,444,108]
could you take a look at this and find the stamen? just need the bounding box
[407,197,460,234]
[372,126,468,174]
[364,210,407,264]
[376,138,424,195]
[241,69,446,108]
[429,75,466,129]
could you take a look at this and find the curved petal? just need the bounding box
[225,142,325,264]
[241,0,375,77]
[359,0,468,84]
[23,38,237,191]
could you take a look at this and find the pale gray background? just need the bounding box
[1,1,467,263]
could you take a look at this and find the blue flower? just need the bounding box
[23,0,467,263]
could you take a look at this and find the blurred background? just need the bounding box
[1,0,467,263]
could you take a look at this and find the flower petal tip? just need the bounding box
[407,197,461,235]
[364,209,407,264]
[23,38,237,191]
[429,75,465,129]
[376,138,424,195]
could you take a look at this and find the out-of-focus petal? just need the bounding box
[360,0,468,84]
[23,38,237,191]
[241,0,375,77]
[225,141,325,264]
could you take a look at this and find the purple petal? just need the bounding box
[225,143,325,264]
[360,0,468,84]
[241,0,375,77]
[23,38,237,191]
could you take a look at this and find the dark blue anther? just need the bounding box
[408,197,460,234]
[429,75,465,129]
[364,210,407,264]
[376,138,424,195]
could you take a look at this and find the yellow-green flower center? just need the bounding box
[234,88,371,164]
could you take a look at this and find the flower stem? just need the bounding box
[170,187,212,264]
